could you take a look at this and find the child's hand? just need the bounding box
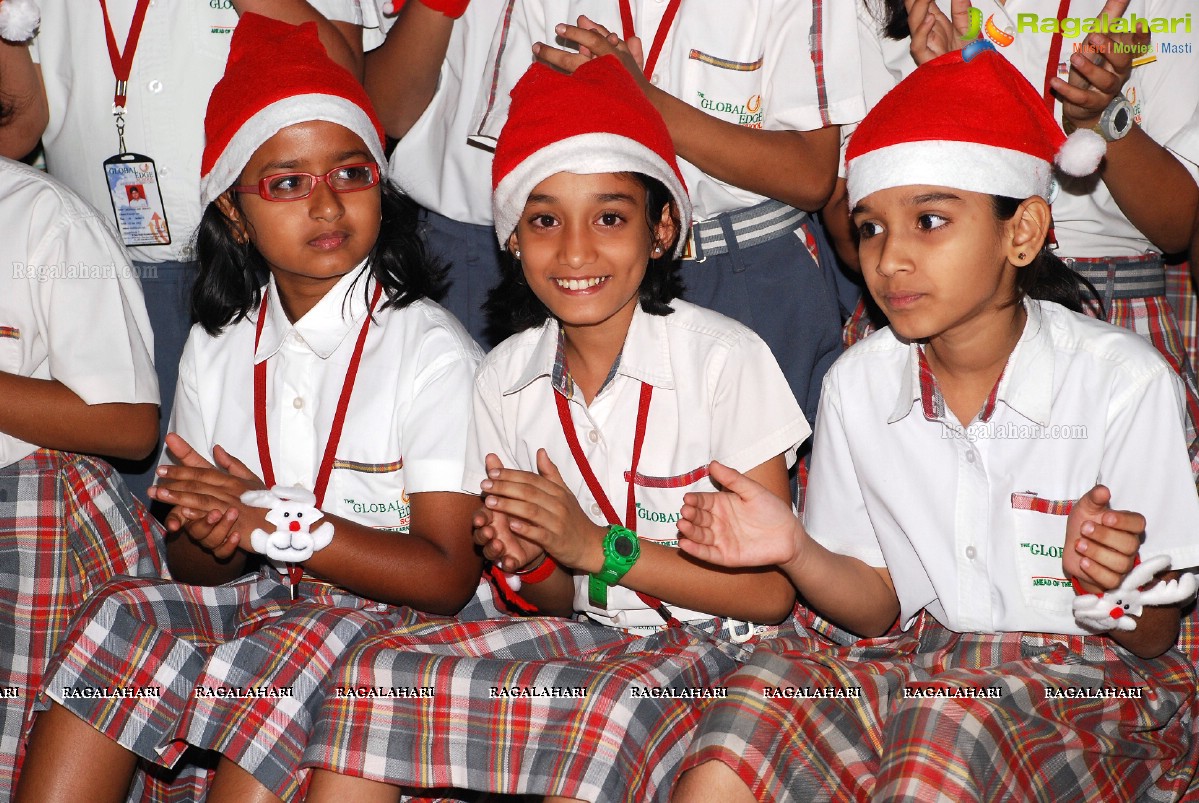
[907,0,972,66]
[677,461,804,569]
[532,15,648,91]
[473,453,547,573]
[1052,0,1142,132]
[480,448,605,569]
[1064,484,1142,594]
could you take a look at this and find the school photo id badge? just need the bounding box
[103,153,171,247]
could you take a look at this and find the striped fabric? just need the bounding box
[1166,260,1197,374]
[38,571,503,802]
[303,613,818,802]
[687,199,808,259]
[1009,492,1074,516]
[681,612,1199,802]
[0,449,167,799]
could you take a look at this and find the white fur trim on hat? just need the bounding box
[493,132,693,258]
[847,140,1055,208]
[201,94,386,209]
[0,0,39,42]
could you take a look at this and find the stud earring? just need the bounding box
[652,245,662,256]
[1018,252,1027,261]
[513,249,521,260]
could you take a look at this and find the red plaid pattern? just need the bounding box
[0,449,166,798]
[682,612,1199,802]
[1166,260,1197,372]
[1009,493,1074,516]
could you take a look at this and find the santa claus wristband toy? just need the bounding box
[0,0,39,42]
[240,485,335,565]
[381,0,469,19]
[1072,555,1198,633]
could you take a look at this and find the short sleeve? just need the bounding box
[1098,363,1199,571]
[159,331,205,470]
[30,210,158,407]
[710,330,811,472]
[400,329,481,494]
[461,365,521,495]
[803,371,886,568]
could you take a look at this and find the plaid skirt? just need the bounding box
[681,612,1199,802]
[1166,260,1197,374]
[38,568,505,803]
[303,607,818,802]
[0,449,167,799]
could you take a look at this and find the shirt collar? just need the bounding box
[887,298,1053,427]
[253,260,374,363]
[504,305,678,397]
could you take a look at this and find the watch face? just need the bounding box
[1113,107,1130,131]
[614,536,635,558]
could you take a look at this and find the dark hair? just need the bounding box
[483,172,684,336]
[191,180,446,335]
[991,195,1101,315]
[869,0,911,41]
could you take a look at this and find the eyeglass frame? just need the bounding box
[231,162,381,202]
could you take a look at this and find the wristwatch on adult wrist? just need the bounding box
[1063,93,1134,142]
[589,525,641,608]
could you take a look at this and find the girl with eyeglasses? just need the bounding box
[16,15,483,803]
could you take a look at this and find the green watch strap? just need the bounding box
[589,525,640,608]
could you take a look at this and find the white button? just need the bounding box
[147,79,163,94]
[966,450,976,463]
[292,397,304,409]
[159,167,170,177]
[591,503,603,517]
[965,546,977,560]
[587,430,599,443]
[650,73,661,86]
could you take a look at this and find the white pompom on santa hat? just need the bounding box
[846,46,1106,208]
[0,0,40,42]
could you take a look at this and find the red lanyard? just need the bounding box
[617,0,683,80]
[555,380,680,626]
[97,0,152,112]
[252,282,382,583]
[1041,0,1072,111]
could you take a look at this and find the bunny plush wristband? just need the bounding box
[1072,555,1198,633]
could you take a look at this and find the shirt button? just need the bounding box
[965,546,977,560]
[159,167,170,177]
[591,503,603,517]
[587,430,599,443]
[965,450,976,463]
[147,79,163,94]
[292,397,304,409]
[650,73,661,86]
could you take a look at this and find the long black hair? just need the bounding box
[191,180,446,335]
[483,172,685,337]
[869,0,911,41]
[992,195,1101,315]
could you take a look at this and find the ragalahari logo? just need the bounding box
[962,8,1016,61]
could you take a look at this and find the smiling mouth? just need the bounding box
[554,276,610,291]
[309,231,348,249]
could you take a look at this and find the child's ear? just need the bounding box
[1007,196,1051,267]
[652,202,679,257]
[506,232,520,257]
[215,192,251,245]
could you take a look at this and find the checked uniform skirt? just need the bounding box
[302,606,820,803]
[38,570,506,803]
[0,449,167,799]
[680,611,1199,803]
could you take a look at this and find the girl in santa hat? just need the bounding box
[671,47,1199,803]
[16,13,483,803]
[299,55,814,803]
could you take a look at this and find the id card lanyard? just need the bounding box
[555,382,681,627]
[98,0,172,247]
[617,0,683,79]
[252,282,383,597]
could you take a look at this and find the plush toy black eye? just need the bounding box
[297,512,303,518]
[1123,604,1131,611]
[283,512,290,518]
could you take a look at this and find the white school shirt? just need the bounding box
[359,1,508,226]
[30,0,369,264]
[464,300,811,628]
[166,265,482,531]
[470,0,866,221]
[0,158,158,469]
[804,298,1199,635]
[853,0,1199,258]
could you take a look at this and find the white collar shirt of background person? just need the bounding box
[30,0,371,264]
[0,157,158,469]
[469,0,867,221]
[357,0,510,226]
[164,262,484,533]
[464,300,812,629]
[850,0,1199,258]
[803,298,1199,635]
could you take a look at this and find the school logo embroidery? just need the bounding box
[695,91,763,129]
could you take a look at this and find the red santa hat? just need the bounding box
[0,0,39,41]
[846,47,1106,207]
[200,14,386,209]
[491,56,692,256]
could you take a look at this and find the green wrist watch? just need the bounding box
[589,525,641,608]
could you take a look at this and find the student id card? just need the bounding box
[103,153,171,247]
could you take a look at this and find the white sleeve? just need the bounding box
[461,366,519,495]
[400,328,482,494]
[1099,363,1199,572]
[159,332,205,470]
[468,0,547,144]
[30,209,158,407]
[710,331,811,472]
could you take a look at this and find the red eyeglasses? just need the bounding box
[232,162,380,202]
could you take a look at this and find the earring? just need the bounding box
[1018,252,1027,261]
[513,249,521,260]
[652,245,662,256]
